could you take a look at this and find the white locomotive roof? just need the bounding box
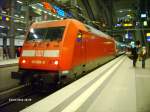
[85,24,110,38]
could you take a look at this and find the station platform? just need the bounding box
[21,55,150,112]
[0,58,18,68]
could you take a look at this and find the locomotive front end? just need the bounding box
[20,26,64,71]
[12,22,66,84]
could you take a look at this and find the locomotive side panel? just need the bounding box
[59,21,79,71]
[12,19,117,86]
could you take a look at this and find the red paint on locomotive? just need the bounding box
[12,19,116,84]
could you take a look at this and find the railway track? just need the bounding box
[0,85,32,108]
[0,83,60,112]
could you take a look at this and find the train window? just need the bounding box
[27,28,47,41]
[27,26,65,41]
[45,27,65,41]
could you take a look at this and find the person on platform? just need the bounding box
[140,46,147,68]
[131,45,138,67]
[17,47,22,57]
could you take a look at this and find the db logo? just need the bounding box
[35,50,44,56]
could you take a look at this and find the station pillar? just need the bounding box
[9,0,16,58]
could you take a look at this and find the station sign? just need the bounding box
[53,5,65,17]
[42,2,56,14]
[125,32,132,39]
[66,11,73,18]
[41,2,70,18]
[0,16,10,21]
[146,33,150,42]
[123,23,133,27]
[147,36,150,42]
[146,33,150,36]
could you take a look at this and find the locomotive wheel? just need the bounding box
[21,75,32,86]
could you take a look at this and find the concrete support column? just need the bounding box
[81,0,95,21]
[25,1,30,30]
[96,0,112,29]
[135,30,142,42]
[9,0,16,58]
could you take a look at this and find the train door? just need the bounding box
[81,31,87,73]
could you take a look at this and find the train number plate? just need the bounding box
[31,60,45,64]
[35,50,44,56]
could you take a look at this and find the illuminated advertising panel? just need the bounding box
[147,36,150,42]
[53,5,65,17]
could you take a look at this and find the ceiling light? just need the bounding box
[14,19,20,22]
[32,6,36,9]
[2,10,6,14]
[20,16,24,19]
[48,12,52,15]
[37,3,43,7]
[17,28,23,31]
[14,14,19,17]
[37,9,42,12]
[0,25,5,28]
[6,17,10,21]
[17,0,23,4]
[44,11,47,13]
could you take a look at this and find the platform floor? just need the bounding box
[0,58,19,91]
[0,58,18,67]
[84,57,150,112]
[21,56,150,112]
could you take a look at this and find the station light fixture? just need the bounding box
[130,41,135,48]
[44,10,47,13]
[48,12,52,15]
[141,14,147,18]
[0,16,2,20]
[20,16,24,19]
[123,23,133,27]
[37,3,43,7]
[17,0,23,4]
[115,23,122,27]
[14,14,19,17]
[17,28,23,31]
[143,21,148,26]
[0,25,5,28]
[14,19,20,22]
[6,17,10,21]
[146,33,150,37]
[1,10,6,14]
[38,9,42,12]
[32,6,36,9]
[127,14,131,17]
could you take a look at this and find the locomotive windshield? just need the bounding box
[27,26,65,41]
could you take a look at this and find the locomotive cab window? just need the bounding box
[27,26,65,41]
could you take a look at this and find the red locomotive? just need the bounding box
[12,19,116,85]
